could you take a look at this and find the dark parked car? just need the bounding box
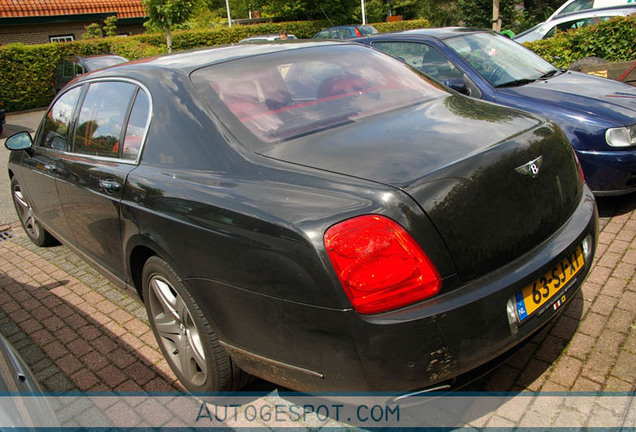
[313,25,378,39]
[6,42,597,394]
[239,33,298,42]
[52,54,128,94]
[356,28,636,196]
[0,98,5,135]
[0,333,59,426]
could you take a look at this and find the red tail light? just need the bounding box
[324,215,441,314]
[354,27,362,37]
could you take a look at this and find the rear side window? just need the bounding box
[122,90,150,161]
[38,86,82,151]
[63,61,73,78]
[73,82,136,158]
[74,63,86,76]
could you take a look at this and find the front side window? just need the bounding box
[73,82,136,158]
[191,45,445,145]
[372,41,465,82]
[38,86,82,151]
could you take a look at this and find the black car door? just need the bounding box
[18,86,83,243]
[54,80,150,282]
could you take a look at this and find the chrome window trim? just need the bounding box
[39,77,153,166]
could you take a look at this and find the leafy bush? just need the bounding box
[0,40,111,111]
[525,15,635,68]
[2,15,632,112]
[373,19,431,33]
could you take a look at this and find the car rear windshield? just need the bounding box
[190,44,444,144]
[359,25,378,35]
[83,56,127,70]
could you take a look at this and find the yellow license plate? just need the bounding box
[515,246,584,323]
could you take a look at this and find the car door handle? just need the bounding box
[99,179,122,194]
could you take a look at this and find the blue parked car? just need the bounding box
[313,25,378,39]
[356,28,636,196]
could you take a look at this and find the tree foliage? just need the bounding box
[456,0,516,29]
[82,23,103,39]
[103,16,118,37]
[143,0,200,52]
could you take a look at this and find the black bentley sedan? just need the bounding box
[5,42,598,394]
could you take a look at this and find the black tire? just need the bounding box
[10,178,57,247]
[568,56,607,72]
[142,256,249,392]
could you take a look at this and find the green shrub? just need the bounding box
[525,15,635,68]
[373,19,431,33]
[2,16,631,113]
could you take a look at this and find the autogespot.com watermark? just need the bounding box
[195,399,400,425]
[0,391,633,429]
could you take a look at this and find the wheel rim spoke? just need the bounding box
[149,274,208,387]
[151,278,180,321]
[13,187,40,239]
[180,343,206,383]
[13,190,29,211]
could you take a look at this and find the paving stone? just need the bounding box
[70,368,100,391]
[57,353,84,375]
[577,312,608,338]
[123,361,158,386]
[611,351,636,384]
[590,294,619,317]
[96,364,128,388]
[548,356,582,388]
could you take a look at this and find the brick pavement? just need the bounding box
[0,194,634,427]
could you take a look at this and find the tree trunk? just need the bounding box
[492,0,501,31]
[165,23,172,54]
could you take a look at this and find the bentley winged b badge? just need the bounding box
[516,156,543,179]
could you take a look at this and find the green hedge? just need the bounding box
[524,15,636,68]
[0,18,432,112]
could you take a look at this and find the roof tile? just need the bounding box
[0,0,146,18]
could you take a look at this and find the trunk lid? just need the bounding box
[260,95,582,280]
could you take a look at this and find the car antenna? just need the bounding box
[319,2,335,27]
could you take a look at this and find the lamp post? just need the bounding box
[361,0,367,25]
[226,0,232,28]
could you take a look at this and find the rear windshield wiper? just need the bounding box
[496,78,536,88]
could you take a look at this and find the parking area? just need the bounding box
[0,110,635,428]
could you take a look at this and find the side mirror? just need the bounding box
[444,78,470,96]
[5,131,34,151]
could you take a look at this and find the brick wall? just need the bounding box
[0,22,146,45]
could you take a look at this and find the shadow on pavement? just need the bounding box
[596,191,636,218]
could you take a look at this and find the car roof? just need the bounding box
[546,5,636,22]
[360,27,490,40]
[76,41,349,77]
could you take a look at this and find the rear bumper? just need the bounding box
[577,148,636,196]
[198,187,598,392]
